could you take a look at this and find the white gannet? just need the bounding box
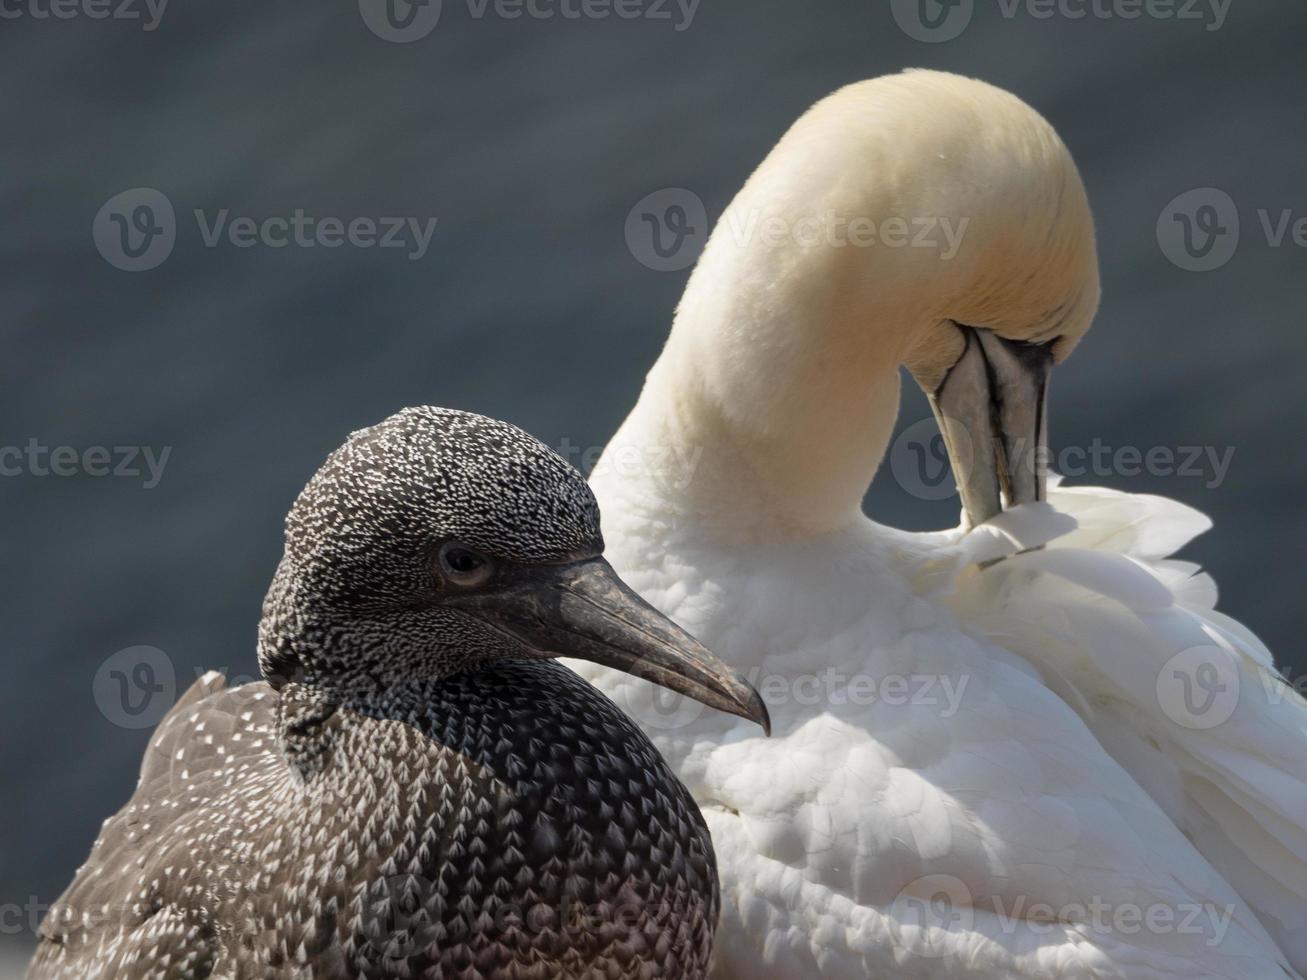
[30,407,769,980]
[565,70,1307,978]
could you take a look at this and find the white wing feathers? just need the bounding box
[569,480,1307,977]
[942,484,1307,972]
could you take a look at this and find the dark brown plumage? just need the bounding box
[29,408,764,980]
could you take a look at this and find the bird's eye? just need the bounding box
[438,542,493,587]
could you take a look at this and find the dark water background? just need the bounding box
[2,0,1305,964]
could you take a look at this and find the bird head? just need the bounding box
[258,406,769,732]
[649,70,1100,534]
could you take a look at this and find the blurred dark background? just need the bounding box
[2,0,1304,968]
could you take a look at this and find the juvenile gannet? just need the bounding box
[567,70,1307,978]
[29,407,768,980]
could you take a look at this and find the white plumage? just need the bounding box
[565,70,1307,978]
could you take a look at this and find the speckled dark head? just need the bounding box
[284,407,601,605]
[256,407,769,737]
[257,408,599,693]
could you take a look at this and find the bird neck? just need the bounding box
[260,618,463,777]
[256,559,474,747]
[603,317,904,545]
[599,77,973,542]
[259,615,475,703]
[596,72,1101,545]
[599,157,932,542]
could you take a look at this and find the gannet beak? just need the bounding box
[453,557,772,734]
[926,326,1054,529]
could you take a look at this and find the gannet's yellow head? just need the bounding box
[651,70,1100,531]
[879,71,1101,386]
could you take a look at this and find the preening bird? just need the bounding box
[565,70,1307,978]
[29,407,768,980]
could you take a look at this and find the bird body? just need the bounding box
[576,470,1303,979]
[565,71,1307,978]
[31,408,768,980]
[32,663,718,980]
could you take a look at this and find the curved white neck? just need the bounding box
[605,312,906,544]
[598,186,937,541]
[596,72,1099,545]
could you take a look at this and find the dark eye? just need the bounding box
[438,541,493,587]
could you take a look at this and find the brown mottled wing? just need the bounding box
[30,661,721,980]
[27,671,279,980]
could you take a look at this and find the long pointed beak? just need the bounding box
[925,326,1054,529]
[451,557,771,734]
